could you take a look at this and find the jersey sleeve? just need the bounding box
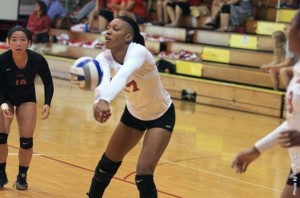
[96,45,147,103]
[254,121,288,153]
[38,55,54,106]
[0,63,5,106]
[94,52,112,104]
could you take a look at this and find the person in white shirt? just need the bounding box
[87,16,175,198]
[232,9,300,198]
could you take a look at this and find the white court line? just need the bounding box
[163,159,283,193]
[8,153,101,157]
[8,153,43,156]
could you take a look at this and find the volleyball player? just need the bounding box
[0,26,54,190]
[232,9,300,198]
[87,16,176,198]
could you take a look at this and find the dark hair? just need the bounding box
[36,0,48,16]
[7,25,33,44]
[117,16,145,46]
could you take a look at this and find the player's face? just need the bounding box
[105,18,133,50]
[288,11,300,54]
[8,31,30,53]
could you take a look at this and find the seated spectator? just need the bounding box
[206,0,252,32]
[229,0,252,32]
[260,30,299,90]
[116,0,148,24]
[205,0,224,29]
[71,0,96,23]
[166,0,199,27]
[26,0,51,43]
[155,0,170,25]
[42,0,67,21]
[87,0,121,32]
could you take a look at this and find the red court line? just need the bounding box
[8,145,183,198]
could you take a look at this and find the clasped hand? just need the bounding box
[93,99,111,123]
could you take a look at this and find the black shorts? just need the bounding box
[167,2,191,16]
[286,169,300,187]
[221,5,230,14]
[120,103,176,133]
[99,9,114,21]
[5,87,37,107]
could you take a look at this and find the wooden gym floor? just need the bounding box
[1,78,291,198]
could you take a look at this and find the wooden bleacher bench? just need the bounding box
[246,19,290,35]
[155,57,274,88]
[44,54,285,118]
[46,28,275,86]
[164,41,273,68]
[193,30,274,52]
[49,28,161,55]
[37,28,287,117]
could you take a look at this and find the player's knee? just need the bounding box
[94,153,122,180]
[135,175,157,198]
[0,133,8,144]
[136,163,155,175]
[20,137,33,149]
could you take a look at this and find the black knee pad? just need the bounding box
[0,133,8,144]
[88,154,122,198]
[135,175,157,198]
[20,137,33,149]
[94,153,122,180]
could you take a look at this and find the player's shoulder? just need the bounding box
[96,49,113,61]
[129,42,147,51]
[0,49,11,58]
[0,50,12,65]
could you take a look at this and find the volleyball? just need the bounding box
[70,57,103,90]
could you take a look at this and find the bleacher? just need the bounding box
[2,1,297,118]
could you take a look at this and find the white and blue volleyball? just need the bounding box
[70,57,103,90]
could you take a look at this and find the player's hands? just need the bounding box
[232,146,261,174]
[42,104,50,120]
[277,130,300,148]
[1,103,13,118]
[93,99,111,123]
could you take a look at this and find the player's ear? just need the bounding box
[28,41,32,48]
[125,33,133,44]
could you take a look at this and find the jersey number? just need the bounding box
[16,79,26,86]
[124,80,139,93]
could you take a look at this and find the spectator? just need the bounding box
[205,0,229,29]
[155,0,170,25]
[42,0,67,21]
[261,30,299,90]
[116,0,148,24]
[87,0,121,33]
[71,0,96,23]
[205,0,252,32]
[166,0,199,27]
[229,0,253,32]
[26,0,51,43]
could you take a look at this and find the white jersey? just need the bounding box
[94,42,172,120]
[255,60,300,173]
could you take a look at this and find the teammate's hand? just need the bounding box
[42,104,50,120]
[278,130,300,148]
[232,146,261,174]
[93,100,111,123]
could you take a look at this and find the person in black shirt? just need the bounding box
[0,25,54,190]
